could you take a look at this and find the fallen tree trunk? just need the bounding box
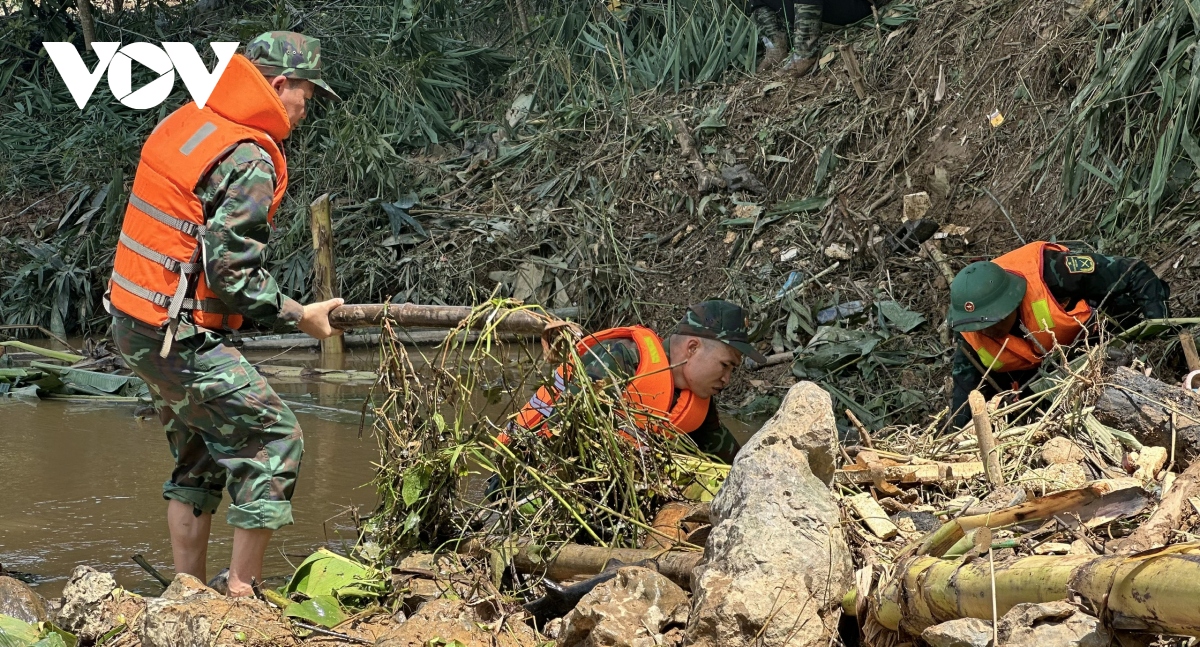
[1093,366,1200,467]
[871,543,1200,638]
[329,304,577,332]
[508,543,702,590]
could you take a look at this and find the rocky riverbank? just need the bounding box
[0,382,850,647]
[7,374,1200,646]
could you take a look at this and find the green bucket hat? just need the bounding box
[948,261,1026,333]
[673,300,768,364]
[244,31,340,101]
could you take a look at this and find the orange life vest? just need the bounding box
[108,53,290,340]
[961,242,1093,372]
[504,326,710,442]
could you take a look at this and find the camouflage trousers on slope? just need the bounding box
[112,316,303,530]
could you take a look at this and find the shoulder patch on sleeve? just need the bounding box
[1064,255,1096,274]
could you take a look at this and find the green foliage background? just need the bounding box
[0,0,755,334]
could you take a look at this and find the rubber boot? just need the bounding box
[785,4,823,78]
[751,8,789,73]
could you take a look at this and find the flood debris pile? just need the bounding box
[357,316,1200,646]
[832,329,1200,646]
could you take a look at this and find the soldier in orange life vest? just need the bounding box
[107,33,344,597]
[947,241,1169,429]
[508,300,768,463]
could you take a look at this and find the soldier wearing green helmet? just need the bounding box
[109,31,343,597]
[946,241,1169,429]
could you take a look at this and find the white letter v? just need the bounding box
[163,42,239,109]
[44,42,120,109]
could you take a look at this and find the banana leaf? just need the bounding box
[283,549,386,602]
[283,595,347,629]
[28,362,148,398]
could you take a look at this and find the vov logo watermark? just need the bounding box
[44,42,239,110]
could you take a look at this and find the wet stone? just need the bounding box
[0,575,48,623]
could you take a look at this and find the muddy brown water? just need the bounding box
[0,343,381,597]
[1,340,767,598]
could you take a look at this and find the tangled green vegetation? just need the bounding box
[2,0,1199,433]
[367,301,725,560]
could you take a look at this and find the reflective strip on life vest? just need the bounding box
[179,122,217,156]
[129,193,205,238]
[118,232,200,275]
[110,271,232,314]
[122,191,212,325]
[1030,298,1054,332]
[527,394,555,418]
[976,347,1003,371]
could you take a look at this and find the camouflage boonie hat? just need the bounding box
[674,300,768,364]
[244,31,340,100]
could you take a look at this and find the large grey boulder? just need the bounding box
[684,382,853,647]
[0,576,48,623]
[558,567,689,647]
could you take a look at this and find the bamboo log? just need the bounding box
[873,543,1200,637]
[969,390,1004,486]
[509,543,702,590]
[1093,366,1200,468]
[329,303,564,334]
[310,194,343,356]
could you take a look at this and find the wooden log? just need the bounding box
[504,543,702,590]
[310,194,344,356]
[846,493,898,540]
[1181,332,1200,372]
[242,308,579,350]
[329,303,565,334]
[1093,366,1200,468]
[969,390,1004,486]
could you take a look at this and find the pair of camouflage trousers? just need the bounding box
[112,316,303,530]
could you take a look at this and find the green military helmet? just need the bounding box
[674,299,769,363]
[244,31,340,100]
[948,261,1027,332]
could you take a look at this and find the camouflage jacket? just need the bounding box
[577,337,740,462]
[949,247,1170,427]
[113,143,303,339]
